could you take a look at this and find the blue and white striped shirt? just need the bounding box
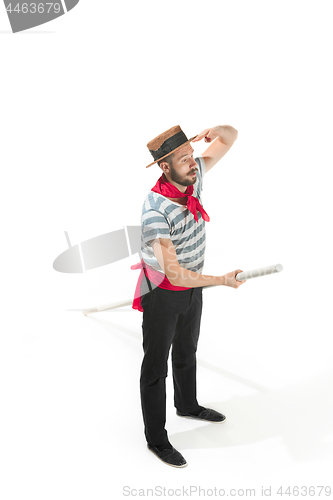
[141,155,207,275]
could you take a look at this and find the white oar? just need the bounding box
[235,263,283,281]
[81,299,133,316]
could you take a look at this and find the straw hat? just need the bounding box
[146,125,197,168]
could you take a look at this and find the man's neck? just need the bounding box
[163,175,187,193]
[171,182,187,194]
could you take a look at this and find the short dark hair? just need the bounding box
[157,153,174,168]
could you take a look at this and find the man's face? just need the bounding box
[166,144,198,187]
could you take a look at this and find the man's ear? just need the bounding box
[159,161,170,173]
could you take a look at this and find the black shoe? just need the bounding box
[147,443,187,468]
[176,407,226,423]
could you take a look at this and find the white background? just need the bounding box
[1,1,333,498]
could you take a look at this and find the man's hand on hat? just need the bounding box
[192,125,238,146]
[192,126,223,144]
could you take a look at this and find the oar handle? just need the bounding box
[235,263,283,281]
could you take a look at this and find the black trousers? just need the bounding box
[140,277,203,447]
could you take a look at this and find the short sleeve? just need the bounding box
[196,154,206,178]
[194,155,206,196]
[141,209,171,245]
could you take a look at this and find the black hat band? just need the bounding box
[149,130,189,162]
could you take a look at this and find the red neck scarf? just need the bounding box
[151,173,210,223]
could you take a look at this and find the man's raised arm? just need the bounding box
[192,125,238,173]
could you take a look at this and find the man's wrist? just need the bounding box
[219,275,226,286]
[210,275,226,286]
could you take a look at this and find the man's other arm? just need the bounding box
[151,238,245,289]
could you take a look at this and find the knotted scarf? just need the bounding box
[151,173,210,223]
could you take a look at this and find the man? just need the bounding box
[132,125,246,468]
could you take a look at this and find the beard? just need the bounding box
[169,165,198,187]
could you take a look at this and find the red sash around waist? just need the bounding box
[130,258,191,312]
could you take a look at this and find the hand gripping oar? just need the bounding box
[201,263,283,290]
